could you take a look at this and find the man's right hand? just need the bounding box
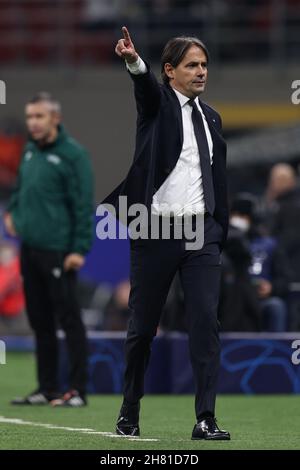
[4,212,17,237]
[115,26,138,64]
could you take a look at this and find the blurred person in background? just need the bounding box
[265,163,300,280]
[219,197,261,332]
[4,92,94,407]
[220,193,291,332]
[264,163,300,329]
[265,163,298,212]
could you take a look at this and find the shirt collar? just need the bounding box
[172,88,192,108]
[172,88,204,113]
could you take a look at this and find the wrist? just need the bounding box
[125,53,139,64]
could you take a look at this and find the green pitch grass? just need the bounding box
[0,352,299,450]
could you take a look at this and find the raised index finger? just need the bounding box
[122,26,131,43]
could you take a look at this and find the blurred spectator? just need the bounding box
[264,163,300,329]
[219,193,291,331]
[265,164,300,282]
[103,280,130,330]
[265,163,297,208]
[219,196,261,331]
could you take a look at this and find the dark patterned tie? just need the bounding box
[188,99,215,215]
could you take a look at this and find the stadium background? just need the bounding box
[0,0,300,450]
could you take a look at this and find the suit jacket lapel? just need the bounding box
[198,98,226,155]
[166,84,183,145]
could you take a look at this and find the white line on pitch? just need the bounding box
[0,416,159,442]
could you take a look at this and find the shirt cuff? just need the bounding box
[126,56,147,75]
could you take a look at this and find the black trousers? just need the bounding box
[123,214,223,420]
[20,244,87,395]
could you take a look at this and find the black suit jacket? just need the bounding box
[103,65,229,244]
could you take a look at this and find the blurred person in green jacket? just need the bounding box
[4,92,94,407]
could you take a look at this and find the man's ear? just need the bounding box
[52,111,61,126]
[164,63,175,81]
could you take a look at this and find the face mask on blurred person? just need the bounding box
[230,216,250,233]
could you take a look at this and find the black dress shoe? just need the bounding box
[192,417,230,440]
[116,401,140,437]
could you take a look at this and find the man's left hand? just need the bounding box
[63,253,85,271]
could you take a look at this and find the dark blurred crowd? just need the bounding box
[1,0,300,64]
[164,162,300,333]
[80,0,300,62]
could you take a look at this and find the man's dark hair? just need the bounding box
[27,91,61,114]
[161,37,209,85]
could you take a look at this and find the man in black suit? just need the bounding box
[105,27,230,440]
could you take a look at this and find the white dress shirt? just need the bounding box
[127,57,214,216]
